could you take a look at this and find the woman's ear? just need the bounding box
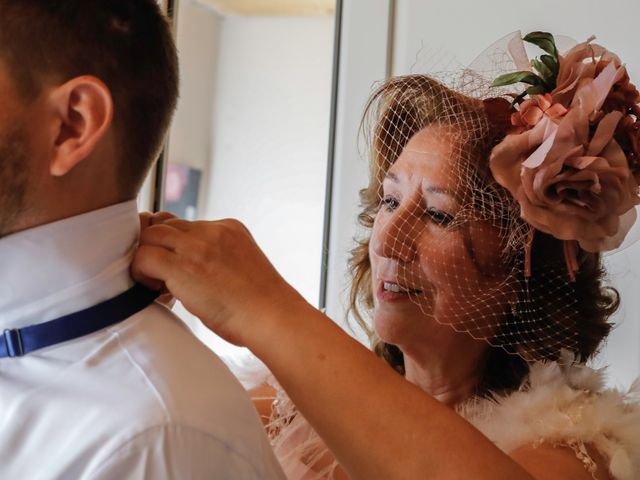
[47,76,114,177]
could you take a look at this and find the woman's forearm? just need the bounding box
[246,302,535,480]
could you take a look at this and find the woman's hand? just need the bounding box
[137,212,179,308]
[132,215,309,346]
[132,214,544,480]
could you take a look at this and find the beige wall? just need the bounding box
[206,15,335,307]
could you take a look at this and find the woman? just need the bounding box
[133,33,640,479]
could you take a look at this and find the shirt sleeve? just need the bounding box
[84,424,286,480]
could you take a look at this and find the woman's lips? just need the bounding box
[376,281,422,303]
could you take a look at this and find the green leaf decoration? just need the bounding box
[512,91,528,106]
[491,71,544,88]
[523,31,558,58]
[531,59,553,81]
[491,31,562,103]
[540,54,559,77]
[525,85,547,96]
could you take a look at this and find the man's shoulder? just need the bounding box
[105,304,264,442]
[0,303,285,479]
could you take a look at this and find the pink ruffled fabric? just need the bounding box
[234,356,640,480]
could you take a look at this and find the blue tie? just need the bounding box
[1,284,160,359]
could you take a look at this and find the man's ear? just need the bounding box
[47,76,114,177]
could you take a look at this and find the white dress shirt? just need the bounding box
[0,201,285,480]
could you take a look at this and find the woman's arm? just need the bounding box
[132,218,602,480]
[248,304,601,480]
[249,299,539,480]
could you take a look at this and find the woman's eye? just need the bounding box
[382,196,400,211]
[426,207,455,226]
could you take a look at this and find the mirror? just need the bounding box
[162,0,338,357]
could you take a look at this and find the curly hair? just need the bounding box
[348,74,620,395]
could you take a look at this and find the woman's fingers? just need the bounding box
[139,211,187,234]
[149,211,177,224]
[139,223,187,252]
[139,212,154,231]
[158,218,192,232]
[134,216,308,348]
[131,244,177,287]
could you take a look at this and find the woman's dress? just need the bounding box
[228,354,640,479]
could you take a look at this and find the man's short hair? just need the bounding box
[0,0,179,195]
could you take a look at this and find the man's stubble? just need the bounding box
[0,125,29,238]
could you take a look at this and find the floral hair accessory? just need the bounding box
[487,32,640,277]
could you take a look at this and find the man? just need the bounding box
[0,1,285,478]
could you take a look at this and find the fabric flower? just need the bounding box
[598,61,640,115]
[490,56,640,252]
[552,38,621,108]
[511,93,567,131]
[622,117,640,180]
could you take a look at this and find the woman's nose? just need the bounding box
[371,207,419,262]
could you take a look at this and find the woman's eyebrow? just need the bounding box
[384,171,399,182]
[424,184,456,197]
[385,172,456,197]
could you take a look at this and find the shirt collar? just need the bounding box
[0,200,139,330]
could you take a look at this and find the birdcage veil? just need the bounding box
[354,31,640,363]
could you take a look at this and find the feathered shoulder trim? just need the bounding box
[459,356,640,480]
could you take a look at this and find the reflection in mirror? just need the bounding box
[164,0,337,357]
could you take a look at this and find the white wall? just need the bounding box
[325,0,640,387]
[206,15,334,306]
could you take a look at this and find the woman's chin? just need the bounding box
[373,311,418,345]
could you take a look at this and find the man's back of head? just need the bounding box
[0,0,178,236]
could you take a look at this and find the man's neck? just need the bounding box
[4,194,133,238]
[0,200,139,330]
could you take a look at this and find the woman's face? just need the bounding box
[369,126,511,349]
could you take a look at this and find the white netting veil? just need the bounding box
[350,31,640,370]
[357,75,582,362]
